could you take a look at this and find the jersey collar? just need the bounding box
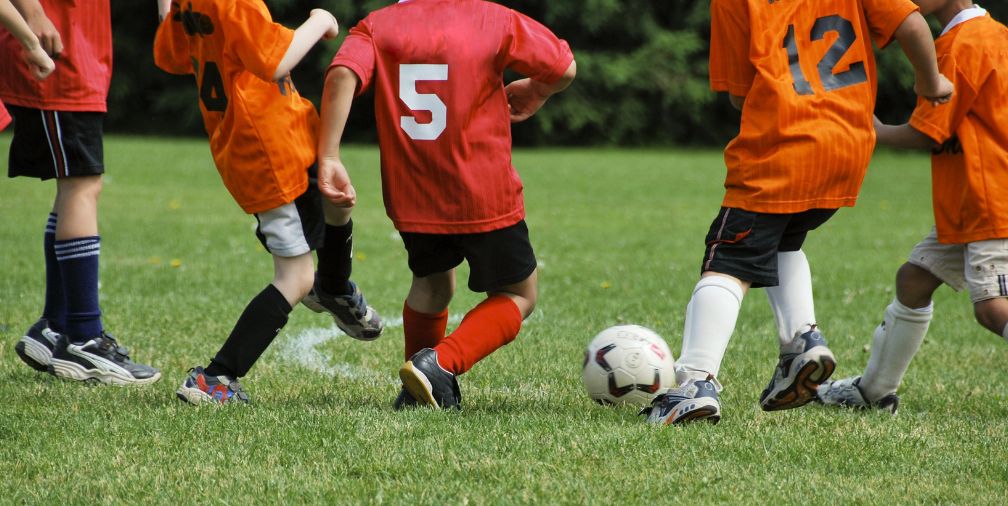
[941,5,988,36]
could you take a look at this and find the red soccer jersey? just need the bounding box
[0,100,10,131]
[0,0,111,112]
[329,0,573,234]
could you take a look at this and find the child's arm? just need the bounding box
[874,116,935,150]
[9,0,60,57]
[156,0,171,22]
[0,0,53,79]
[892,11,953,105]
[505,60,576,123]
[272,9,339,81]
[316,66,359,206]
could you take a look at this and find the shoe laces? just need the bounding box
[93,332,132,359]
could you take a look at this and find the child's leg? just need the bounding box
[965,237,1008,339]
[403,270,453,360]
[433,269,534,374]
[42,211,66,332]
[765,250,816,347]
[53,175,104,341]
[676,273,747,382]
[206,252,313,378]
[316,201,354,296]
[860,262,938,401]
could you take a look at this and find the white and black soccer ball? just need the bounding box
[581,325,676,406]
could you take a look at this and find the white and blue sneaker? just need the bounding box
[15,319,60,372]
[48,333,161,386]
[302,279,384,341]
[641,376,722,425]
[816,376,899,415]
[759,328,836,411]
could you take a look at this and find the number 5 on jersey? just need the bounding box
[400,64,448,140]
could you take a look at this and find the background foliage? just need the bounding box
[112,1,1008,145]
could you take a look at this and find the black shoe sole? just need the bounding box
[761,356,836,412]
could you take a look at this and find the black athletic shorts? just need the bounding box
[399,220,537,293]
[6,105,105,180]
[701,207,837,288]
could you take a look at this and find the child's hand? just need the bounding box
[318,157,356,207]
[310,9,339,40]
[505,78,550,123]
[23,44,55,80]
[915,73,954,106]
[25,11,62,58]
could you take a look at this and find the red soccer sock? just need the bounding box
[403,302,448,360]
[434,295,522,375]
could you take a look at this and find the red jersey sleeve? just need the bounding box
[861,0,918,48]
[909,52,981,144]
[153,5,194,75]
[329,19,377,96]
[223,0,293,82]
[709,0,754,96]
[501,10,573,83]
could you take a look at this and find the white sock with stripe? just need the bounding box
[676,275,745,382]
[860,299,933,402]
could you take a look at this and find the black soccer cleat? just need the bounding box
[393,386,419,410]
[15,318,60,372]
[399,348,461,410]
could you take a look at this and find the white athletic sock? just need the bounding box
[676,275,745,382]
[860,299,933,402]
[765,250,816,348]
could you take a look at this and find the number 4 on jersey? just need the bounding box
[399,64,448,140]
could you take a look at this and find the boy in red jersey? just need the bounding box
[819,1,1008,414]
[0,0,55,129]
[154,0,383,405]
[320,0,575,409]
[642,0,953,425]
[2,0,160,385]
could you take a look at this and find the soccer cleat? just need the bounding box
[15,319,60,372]
[302,279,384,341]
[393,386,419,410]
[641,376,722,425]
[399,348,462,410]
[816,376,899,415]
[176,367,250,406]
[48,332,161,386]
[759,328,836,411]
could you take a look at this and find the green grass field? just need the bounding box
[1,135,1005,504]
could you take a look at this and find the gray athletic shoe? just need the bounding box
[641,376,722,425]
[816,376,899,415]
[48,333,161,386]
[759,328,836,411]
[302,279,384,341]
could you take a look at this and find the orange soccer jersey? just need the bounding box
[709,0,917,213]
[153,0,318,214]
[909,11,1008,244]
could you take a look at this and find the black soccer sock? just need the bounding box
[316,220,354,296]
[207,284,292,378]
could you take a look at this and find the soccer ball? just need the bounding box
[581,325,676,406]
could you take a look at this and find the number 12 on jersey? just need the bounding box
[783,15,868,96]
[400,64,448,140]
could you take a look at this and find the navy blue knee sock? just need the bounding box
[55,236,103,342]
[42,213,66,332]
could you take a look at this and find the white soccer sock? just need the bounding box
[676,275,745,382]
[765,250,816,348]
[860,299,933,402]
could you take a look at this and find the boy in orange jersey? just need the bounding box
[154,0,383,405]
[642,0,954,425]
[319,0,575,410]
[819,1,1008,414]
[3,0,161,385]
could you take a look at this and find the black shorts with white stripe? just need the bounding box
[6,105,105,180]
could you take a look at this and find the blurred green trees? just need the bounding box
[111,1,1008,146]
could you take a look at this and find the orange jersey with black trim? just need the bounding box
[909,11,1008,244]
[153,0,317,214]
[709,0,917,213]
